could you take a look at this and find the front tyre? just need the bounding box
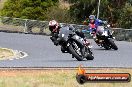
[109,39,118,50]
[68,44,84,61]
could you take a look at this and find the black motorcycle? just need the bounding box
[58,26,94,61]
[95,25,118,50]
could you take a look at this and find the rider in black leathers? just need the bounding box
[49,20,89,46]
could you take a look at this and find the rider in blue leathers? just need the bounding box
[83,15,108,46]
[83,15,106,37]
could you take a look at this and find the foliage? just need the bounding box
[117,3,132,28]
[69,0,97,23]
[69,0,132,28]
[1,0,59,20]
[44,6,75,23]
[0,0,132,28]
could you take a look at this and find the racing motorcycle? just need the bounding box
[58,26,94,61]
[93,24,118,50]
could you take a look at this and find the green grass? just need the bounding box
[0,69,131,87]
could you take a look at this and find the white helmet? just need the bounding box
[49,20,58,26]
[49,20,59,32]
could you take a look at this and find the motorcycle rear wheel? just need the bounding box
[103,43,111,50]
[85,48,94,60]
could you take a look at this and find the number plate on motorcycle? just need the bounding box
[62,34,65,37]
[102,31,108,36]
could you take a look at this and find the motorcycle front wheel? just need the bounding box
[68,42,84,61]
[108,39,118,50]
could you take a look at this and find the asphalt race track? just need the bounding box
[0,32,132,68]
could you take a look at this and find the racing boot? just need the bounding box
[54,40,59,46]
[72,55,74,58]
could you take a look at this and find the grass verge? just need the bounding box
[0,68,131,87]
[0,48,14,60]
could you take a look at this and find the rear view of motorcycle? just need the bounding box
[94,24,118,50]
[58,26,94,61]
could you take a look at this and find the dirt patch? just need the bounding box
[0,48,28,60]
[0,48,14,60]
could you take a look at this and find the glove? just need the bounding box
[82,29,89,33]
[103,21,107,24]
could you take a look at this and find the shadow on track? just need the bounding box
[42,59,93,62]
[93,48,119,51]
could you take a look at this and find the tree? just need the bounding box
[1,0,131,28]
[117,2,132,28]
[69,0,97,23]
[68,0,131,28]
[45,6,74,23]
[1,0,59,20]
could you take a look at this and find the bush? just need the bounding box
[45,6,75,23]
[1,0,59,20]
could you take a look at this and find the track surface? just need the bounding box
[0,32,132,68]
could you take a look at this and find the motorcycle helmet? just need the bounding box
[49,20,59,32]
[89,15,96,24]
[89,15,96,20]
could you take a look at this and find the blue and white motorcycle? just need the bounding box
[95,24,118,50]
